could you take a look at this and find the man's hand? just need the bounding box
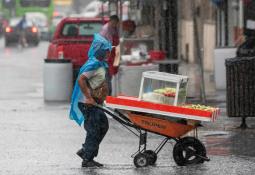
[113,45,120,67]
[85,97,96,105]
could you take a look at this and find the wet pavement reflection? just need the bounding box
[203,130,255,157]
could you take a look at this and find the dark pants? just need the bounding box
[105,69,112,95]
[78,103,109,161]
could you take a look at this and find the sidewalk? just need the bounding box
[188,88,255,132]
[178,62,255,131]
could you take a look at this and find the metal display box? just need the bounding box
[138,71,189,106]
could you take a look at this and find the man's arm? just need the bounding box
[78,74,95,105]
[113,45,120,67]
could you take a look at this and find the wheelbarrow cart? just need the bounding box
[98,71,219,167]
[94,95,219,168]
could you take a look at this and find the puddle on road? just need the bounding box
[203,130,255,157]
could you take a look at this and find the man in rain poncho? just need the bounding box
[69,33,112,168]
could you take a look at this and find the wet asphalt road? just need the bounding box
[0,39,255,175]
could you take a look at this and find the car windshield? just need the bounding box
[10,18,21,26]
[26,13,48,27]
[62,22,103,37]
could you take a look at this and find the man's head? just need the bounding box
[109,15,119,28]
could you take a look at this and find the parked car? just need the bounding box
[4,17,40,47]
[26,12,49,40]
[47,17,108,81]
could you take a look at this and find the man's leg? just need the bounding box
[82,107,101,161]
[77,104,108,167]
[92,108,109,158]
[87,108,108,167]
[105,69,112,95]
[99,111,109,143]
[77,104,101,167]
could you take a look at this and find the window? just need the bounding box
[79,23,102,36]
[20,0,51,7]
[61,22,103,37]
[10,18,21,26]
[62,24,79,37]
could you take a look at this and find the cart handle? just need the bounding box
[92,104,138,129]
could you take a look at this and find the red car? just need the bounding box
[47,17,108,79]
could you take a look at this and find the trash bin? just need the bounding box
[43,59,73,101]
[154,60,179,74]
[225,57,255,128]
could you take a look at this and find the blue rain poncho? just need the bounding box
[69,33,112,125]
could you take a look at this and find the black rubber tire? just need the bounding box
[134,153,149,168]
[144,150,157,165]
[173,137,207,166]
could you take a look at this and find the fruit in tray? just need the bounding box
[154,88,176,97]
[182,104,216,112]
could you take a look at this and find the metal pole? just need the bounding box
[119,0,123,36]
[116,0,119,16]
[192,0,206,103]
[119,0,123,63]
[239,0,243,28]
[224,0,229,46]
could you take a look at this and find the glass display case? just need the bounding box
[139,71,188,106]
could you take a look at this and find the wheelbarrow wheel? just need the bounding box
[134,153,149,168]
[173,137,207,166]
[144,150,157,165]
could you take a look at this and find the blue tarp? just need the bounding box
[69,33,112,125]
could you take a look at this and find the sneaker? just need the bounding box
[91,160,103,167]
[76,149,84,159]
[82,160,99,168]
